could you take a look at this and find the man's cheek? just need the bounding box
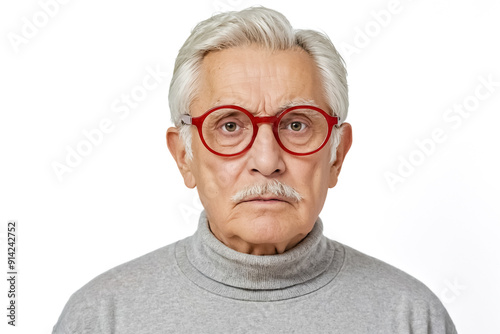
[218,172,232,187]
[202,180,221,200]
[220,162,243,185]
[201,170,234,200]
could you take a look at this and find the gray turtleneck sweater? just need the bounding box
[53,213,457,333]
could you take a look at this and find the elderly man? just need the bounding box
[53,7,456,334]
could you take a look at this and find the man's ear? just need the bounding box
[166,127,196,188]
[329,123,353,188]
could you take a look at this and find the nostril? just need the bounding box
[251,168,281,175]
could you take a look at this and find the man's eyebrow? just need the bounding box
[208,99,320,114]
[279,99,319,110]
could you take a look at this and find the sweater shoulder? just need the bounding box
[339,242,435,296]
[81,239,179,293]
[332,241,456,333]
[52,239,182,334]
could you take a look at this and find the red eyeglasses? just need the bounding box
[180,105,340,157]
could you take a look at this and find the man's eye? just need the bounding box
[287,122,306,131]
[222,122,239,132]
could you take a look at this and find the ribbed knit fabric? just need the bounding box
[53,212,457,333]
[177,211,342,301]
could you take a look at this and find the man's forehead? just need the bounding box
[194,46,325,115]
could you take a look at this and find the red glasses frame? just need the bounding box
[180,105,340,157]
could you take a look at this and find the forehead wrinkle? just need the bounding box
[202,62,259,110]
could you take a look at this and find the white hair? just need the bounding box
[168,6,348,163]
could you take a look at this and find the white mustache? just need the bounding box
[231,180,303,203]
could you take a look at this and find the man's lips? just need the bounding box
[240,196,289,203]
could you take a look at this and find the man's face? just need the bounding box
[168,45,351,255]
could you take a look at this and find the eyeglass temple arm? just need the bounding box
[180,114,192,125]
[334,116,342,127]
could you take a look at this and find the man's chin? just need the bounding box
[233,216,298,243]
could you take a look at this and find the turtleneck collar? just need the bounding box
[175,211,344,301]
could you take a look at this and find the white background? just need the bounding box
[1,0,499,333]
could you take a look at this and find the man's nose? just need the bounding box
[248,124,286,176]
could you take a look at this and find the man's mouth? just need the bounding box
[241,196,289,203]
